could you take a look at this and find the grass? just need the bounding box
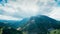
[0,27,3,34]
[49,29,60,34]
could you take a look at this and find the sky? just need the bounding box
[0,0,60,21]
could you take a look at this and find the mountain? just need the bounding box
[0,15,60,34]
[22,15,60,34]
[0,15,60,29]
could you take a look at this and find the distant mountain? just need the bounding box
[0,15,60,30]
[0,20,20,28]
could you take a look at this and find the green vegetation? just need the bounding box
[0,27,22,34]
[0,27,60,34]
[49,29,60,34]
[0,27,3,34]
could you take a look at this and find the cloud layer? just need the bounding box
[0,0,60,20]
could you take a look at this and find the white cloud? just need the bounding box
[0,0,58,19]
[0,15,20,20]
[48,7,60,21]
[0,0,39,18]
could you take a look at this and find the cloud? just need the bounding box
[0,15,21,20]
[0,0,59,20]
[48,7,60,21]
[0,0,39,18]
